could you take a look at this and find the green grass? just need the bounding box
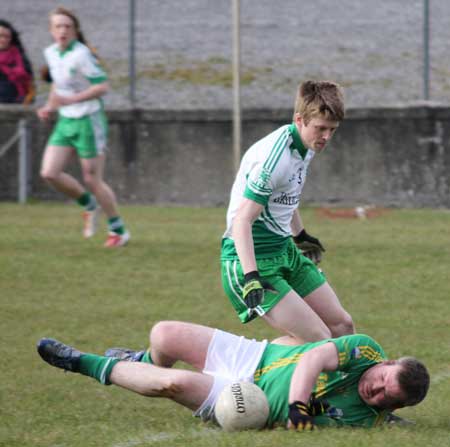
[1,203,450,447]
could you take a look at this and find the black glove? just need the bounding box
[242,271,276,311]
[288,400,315,431]
[293,229,325,265]
[307,395,330,416]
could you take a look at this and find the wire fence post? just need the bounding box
[232,0,241,173]
[18,119,29,204]
[423,0,430,100]
[129,0,137,107]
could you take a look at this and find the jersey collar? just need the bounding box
[57,39,77,57]
[288,123,308,159]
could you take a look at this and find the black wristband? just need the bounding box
[244,270,260,282]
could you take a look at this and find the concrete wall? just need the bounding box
[1,104,449,207]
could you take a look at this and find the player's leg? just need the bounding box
[36,337,212,411]
[80,155,129,246]
[105,321,215,368]
[110,362,213,410]
[40,145,84,198]
[149,321,215,370]
[303,282,355,337]
[80,154,119,217]
[76,110,129,246]
[285,243,354,339]
[222,247,331,343]
[262,290,332,343]
[41,117,98,238]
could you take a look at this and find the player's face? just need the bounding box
[50,14,77,49]
[358,362,406,409]
[0,26,12,51]
[295,115,339,153]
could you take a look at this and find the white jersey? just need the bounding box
[222,124,315,258]
[44,40,107,118]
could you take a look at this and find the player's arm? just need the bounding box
[232,198,276,314]
[55,81,109,106]
[232,197,263,274]
[291,208,304,236]
[37,84,58,121]
[287,342,339,430]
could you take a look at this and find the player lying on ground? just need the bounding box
[37,320,429,429]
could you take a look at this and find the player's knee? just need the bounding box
[310,326,332,341]
[40,168,57,183]
[82,173,97,190]
[150,321,179,352]
[329,312,355,337]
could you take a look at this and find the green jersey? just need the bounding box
[254,334,388,428]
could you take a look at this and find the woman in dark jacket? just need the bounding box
[0,19,34,104]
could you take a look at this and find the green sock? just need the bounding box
[108,217,125,235]
[141,350,154,364]
[77,192,97,211]
[79,354,120,385]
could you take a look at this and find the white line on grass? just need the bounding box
[111,426,220,447]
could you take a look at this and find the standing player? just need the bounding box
[221,80,354,343]
[37,7,129,247]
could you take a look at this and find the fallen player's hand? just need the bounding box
[293,229,325,265]
[288,400,315,431]
[243,271,276,311]
[307,395,330,416]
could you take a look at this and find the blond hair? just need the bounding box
[293,80,345,124]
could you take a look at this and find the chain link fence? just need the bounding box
[3,0,449,110]
[2,0,449,202]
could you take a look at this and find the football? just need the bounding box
[214,382,270,431]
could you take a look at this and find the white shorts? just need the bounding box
[194,329,267,421]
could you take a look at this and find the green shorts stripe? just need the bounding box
[224,260,265,319]
[89,110,107,155]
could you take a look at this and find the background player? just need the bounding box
[37,7,129,247]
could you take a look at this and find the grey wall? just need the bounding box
[1,105,449,207]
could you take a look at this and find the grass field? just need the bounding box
[1,203,450,447]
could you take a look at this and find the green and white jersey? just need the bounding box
[44,40,107,118]
[254,334,388,428]
[222,123,315,259]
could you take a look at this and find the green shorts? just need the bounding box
[48,110,108,159]
[221,240,326,323]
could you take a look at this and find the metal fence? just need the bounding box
[1,0,446,202]
[5,0,447,110]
